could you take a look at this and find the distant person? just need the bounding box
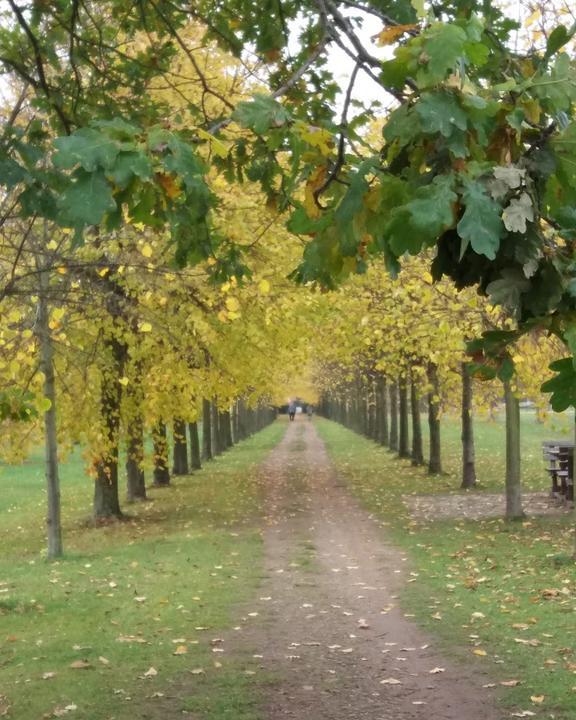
[288,401,296,421]
[307,405,313,420]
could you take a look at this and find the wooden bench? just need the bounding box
[542,440,574,502]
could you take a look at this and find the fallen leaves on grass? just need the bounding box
[69,660,91,670]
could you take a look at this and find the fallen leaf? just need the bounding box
[429,667,445,674]
[69,660,91,670]
[530,695,544,704]
[472,649,487,657]
[500,680,521,687]
[380,678,402,685]
[142,667,158,678]
[42,671,57,679]
[173,645,188,655]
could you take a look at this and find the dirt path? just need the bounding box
[235,417,503,720]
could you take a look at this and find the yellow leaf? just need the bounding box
[295,121,334,156]
[141,243,153,258]
[173,645,188,655]
[258,279,271,295]
[376,24,418,46]
[139,322,152,333]
[304,165,327,220]
[46,239,58,250]
[530,695,544,704]
[472,648,487,656]
[225,297,240,312]
[119,377,130,386]
[156,172,181,200]
[217,310,228,323]
[196,128,229,158]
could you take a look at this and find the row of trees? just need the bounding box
[310,258,564,518]
[0,27,319,557]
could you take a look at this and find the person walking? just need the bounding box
[288,401,296,421]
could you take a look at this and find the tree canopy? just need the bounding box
[1,0,576,404]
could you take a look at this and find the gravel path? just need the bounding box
[236,417,503,720]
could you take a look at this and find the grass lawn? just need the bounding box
[0,422,284,720]
[317,413,576,720]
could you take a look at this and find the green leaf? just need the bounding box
[497,355,515,382]
[58,170,116,226]
[457,180,505,259]
[232,94,292,134]
[416,92,467,138]
[406,175,456,239]
[386,207,424,256]
[383,104,421,147]
[564,326,576,368]
[53,128,124,171]
[542,357,576,411]
[417,23,467,84]
[0,157,30,189]
[108,152,153,188]
[335,159,377,224]
[545,25,572,59]
[485,269,530,312]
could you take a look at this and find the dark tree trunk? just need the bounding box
[189,421,202,470]
[377,376,389,446]
[398,381,410,458]
[172,418,189,475]
[223,409,233,448]
[126,414,146,502]
[93,336,125,520]
[504,378,524,519]
[410,377,424,466]
[152,421,170,486]
[389,382,399,452]
[460,363,477,489]
[211,400,222,455]
[427,362,442,475]
[202,398,212,460]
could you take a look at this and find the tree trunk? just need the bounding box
[93,336,124,520]
[389,382,399,451]
[410,377,424,466]
[211,400,222,455]
[460,363,477,489]
[37,255,63,557]
[427,362,442,475]
[202,398,212,460]
[398,380,410,458]
[152,421,170,486]
[126,414,146,502]
[377,376,389,446]
[504,378,524,519]
[189,421,201,470]
[223,409,233,448]
[172,418,189,475]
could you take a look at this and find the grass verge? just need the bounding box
[0,422,285,720]
[316,416,576,720]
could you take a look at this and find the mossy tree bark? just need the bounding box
[389,381,399,452]
[172,417,189,475]
[410,376,424,466]
[152,421,170,486]
[504,378,524,519]
[460,363,477,489]
[189,421,202,470]
[202,398,212,461]
[398,380,410,458]
[126,413,146,502]
[427,362,442,475]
